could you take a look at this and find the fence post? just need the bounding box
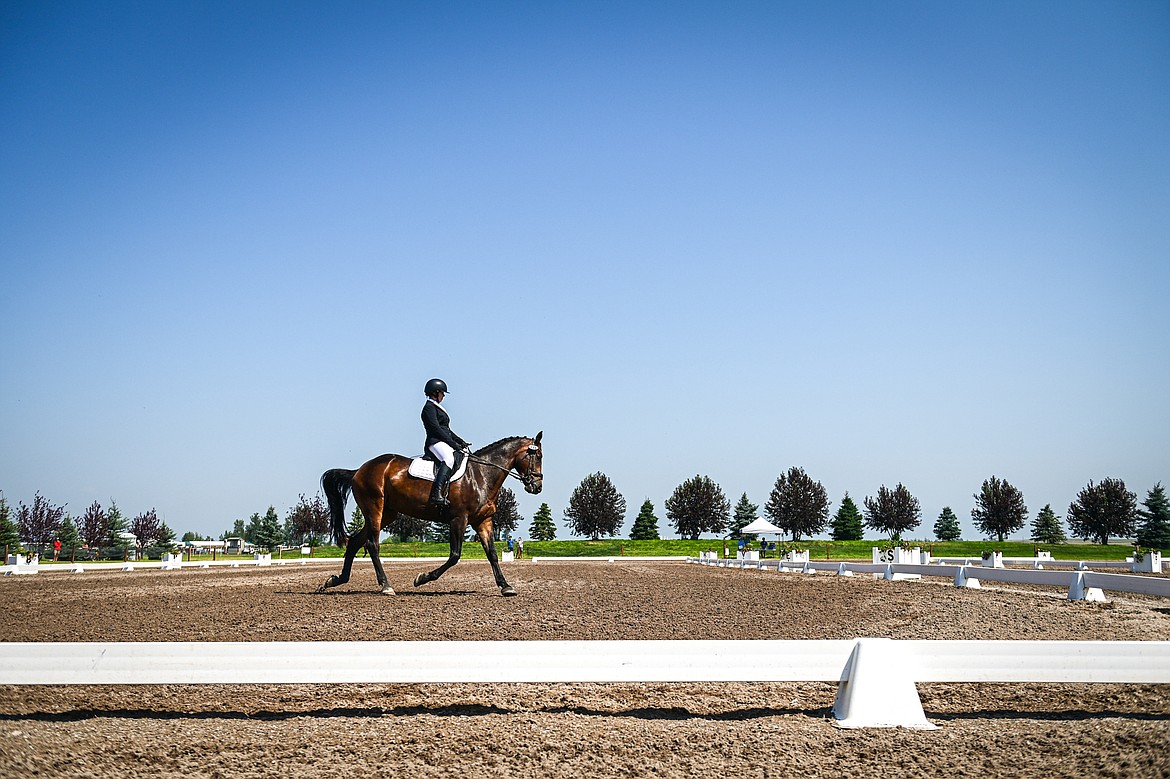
[953,566,980,588]
[1068,572,1106,602]
[832,638,936,729]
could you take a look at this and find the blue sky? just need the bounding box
[2,1,1167,542]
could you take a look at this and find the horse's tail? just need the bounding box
[321,468,356,546]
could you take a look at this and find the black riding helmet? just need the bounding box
[424,378,448,398]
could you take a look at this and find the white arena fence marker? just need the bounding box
[691,557,1170,602]
[1,639,1168,730]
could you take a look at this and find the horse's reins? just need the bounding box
[466,445,540,485]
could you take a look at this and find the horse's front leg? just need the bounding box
[414,518,465,588]
[366,534,394,595]
[475,521,516,596]
[317,528,366,593]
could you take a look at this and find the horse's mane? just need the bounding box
[474,436,527,456]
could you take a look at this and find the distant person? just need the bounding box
[53,538,61,561]
[516,537,524,558]
[421,378,470,508]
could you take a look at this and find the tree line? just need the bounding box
[548,470,1170,548]
[7,472,1167,554]
[0,492,175,556]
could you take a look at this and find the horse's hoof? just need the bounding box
[381,586,396,596]
[317,576,337,593]
[413,573,428,588]
[501,585,518,597]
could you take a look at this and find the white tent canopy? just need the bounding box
[740,517,783,535]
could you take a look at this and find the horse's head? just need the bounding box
[513,431,543,494]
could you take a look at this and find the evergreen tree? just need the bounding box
[630,499,661,540]
[1030,504,1067,544]
[244,512,263,543]
[157,520,176,549]
[222,518,247,541]
[1067,477,1138,545]
[831,493,865,541]
[730,493,759,538]
[971,475,1028,542]
[1136,483,1170,549]
[254,506,284,550]
[529,503,557,541]
[565,472,626,540]
[346,506,364,538]
[0,493,21,550]
[764,467,830,542]
[863,483,921,539]
[106,500,127,545]
[492,487,521,540]
[933,506,962,541]
[57,514,81,554]
[666,475,730,540]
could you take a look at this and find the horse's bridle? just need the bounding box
[467,441,542,491]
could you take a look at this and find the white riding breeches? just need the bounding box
[428,442,456,469]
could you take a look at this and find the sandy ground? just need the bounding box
[1,559,1169,778]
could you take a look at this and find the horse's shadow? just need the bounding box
[0,704,821,723]
[3,705,1163,724]
[292,589,481,597]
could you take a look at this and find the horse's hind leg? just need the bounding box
[317,527,367,593]
[414,515,465,588]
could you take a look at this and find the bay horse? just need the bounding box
[317,432,542,596]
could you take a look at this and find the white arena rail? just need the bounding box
[1,638,1167,730]
[691,557,1170,601]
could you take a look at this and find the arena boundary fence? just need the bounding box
[690,556,1170,602]
[1,638,1167,729]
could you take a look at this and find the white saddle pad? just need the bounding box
[407,454,470,482]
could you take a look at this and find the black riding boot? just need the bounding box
[429,461,452,507]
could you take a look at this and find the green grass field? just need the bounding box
[290,537,1147,562]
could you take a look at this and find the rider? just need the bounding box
[421,378,470,508]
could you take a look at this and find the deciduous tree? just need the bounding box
[666,475,729,540]
[764,467,829,542]
[286,493,331,544]
[492,487,521,540]
[17,493,65,553]
[130,508,163,548]
[565,472,626,540]
[385,512,427,543]
[863,484,921,539]
[1067,478,1137,545]
[79,501,109,547]
[971,476,1028,542]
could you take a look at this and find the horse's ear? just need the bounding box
[534,431,542,445]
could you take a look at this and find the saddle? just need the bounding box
[407,452,470,482]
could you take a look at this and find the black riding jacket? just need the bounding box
[422,399,466,451]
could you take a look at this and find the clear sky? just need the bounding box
[2,1,1167,542]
